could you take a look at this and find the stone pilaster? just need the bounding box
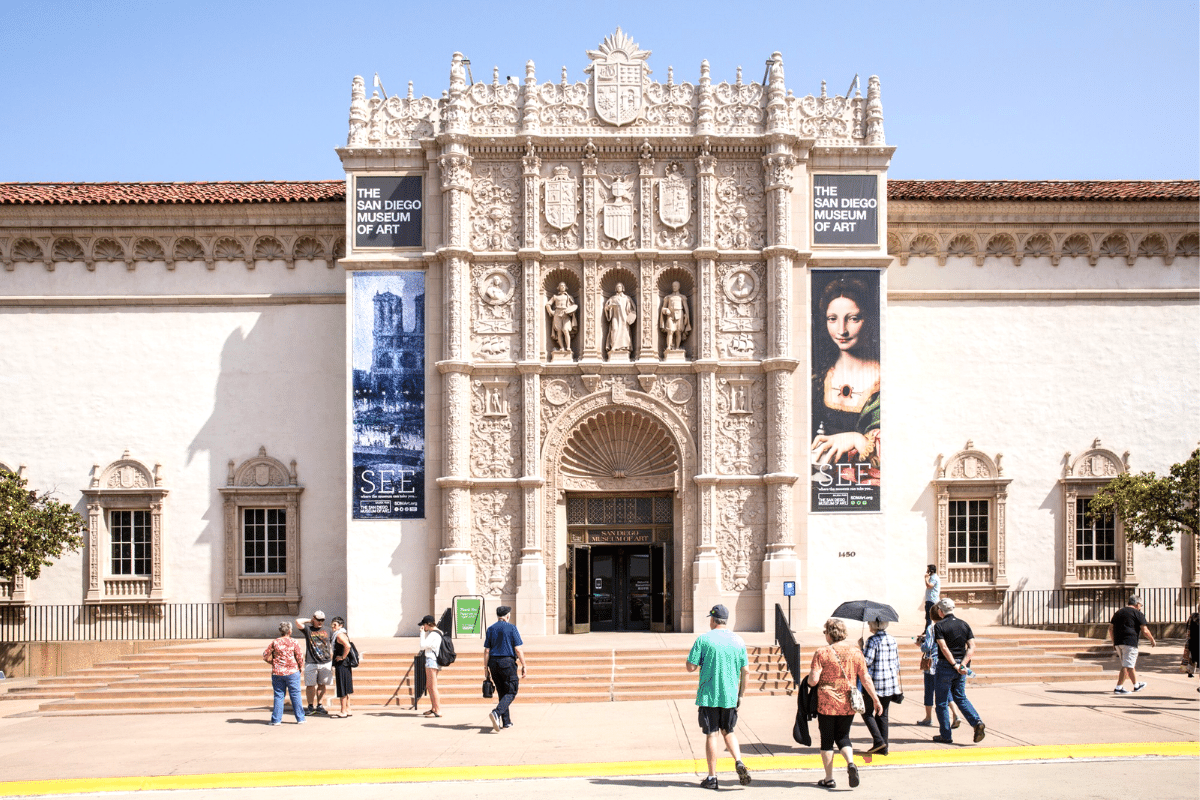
[637,252,657,361]
[522,149,541,252]
[638,148,655,250]
[580,255,601,363]
[516,364,546,633]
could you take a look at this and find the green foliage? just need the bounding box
[1088,448,1199,549]
[0,471,86,581]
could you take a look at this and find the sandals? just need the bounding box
[422,710,441,717]
[847,763,860,788]
[817,778,836,789]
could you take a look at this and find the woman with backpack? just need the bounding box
[418,614,444,717]
[330,616,354,718]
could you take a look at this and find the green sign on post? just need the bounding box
[454,595,484,637]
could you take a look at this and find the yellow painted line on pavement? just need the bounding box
[0,741,1195,796]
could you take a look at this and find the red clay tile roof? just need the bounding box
[887,180,1198,202]
[1,180,1195,205]
[0,181,345,205]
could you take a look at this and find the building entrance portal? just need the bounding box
[566,495,673,633]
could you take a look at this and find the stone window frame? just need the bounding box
[0,461,30,604]
[1060,440,1136,589]
[932,442,1011,604]
[81,451,167,605]
[219,447,303,616]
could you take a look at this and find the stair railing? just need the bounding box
[774,603,802,689]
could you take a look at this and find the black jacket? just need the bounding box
[792,677,819,747]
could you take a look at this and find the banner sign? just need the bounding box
[354,176,423,249]
[810,269,881,513]
[813,175,878,245]
[352,271,425,519]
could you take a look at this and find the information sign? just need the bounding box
[813,175,878,245]
[453,596,483,637]
[354,176,423,249]
[783,581,796,597]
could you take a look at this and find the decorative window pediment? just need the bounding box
[81,451,167,605]
[1061,439,1135,588]
[932,441,1011,604]
[219,447,303,616]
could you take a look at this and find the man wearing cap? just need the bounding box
[1107,595,1156,694]
[483,606,526,731]
[295,610,334,715]
[686,604,751,790]
[931,598,986,744]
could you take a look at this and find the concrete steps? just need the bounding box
[2,630,1110,715]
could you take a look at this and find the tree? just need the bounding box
[1088,448,1199,549]
[0,471,86,580]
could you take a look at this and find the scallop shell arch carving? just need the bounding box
[561,409,678,481]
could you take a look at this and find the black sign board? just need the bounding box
[354,176,423,249]
[813,175,878,246]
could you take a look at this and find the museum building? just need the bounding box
[1,31,1197,638]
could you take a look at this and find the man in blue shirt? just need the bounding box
[924,565,940,626]
[483,606,526,731]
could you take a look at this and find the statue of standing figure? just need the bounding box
[660,281,691,353]
[545,282,578,353]
[604,283,637,360]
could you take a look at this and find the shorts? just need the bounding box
[697,706,738,735]
[424,654,440,672]
[1117,644,1139,669]
[817,714,854,752]
[304,661,334,686]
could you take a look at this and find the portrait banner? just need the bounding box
[810,269,881,513]
[352,271,426,519]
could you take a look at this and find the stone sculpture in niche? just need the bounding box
[604,283,637,361]
[545,282,578,360]
[659,281,691,356]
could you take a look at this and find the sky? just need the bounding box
[1,0,1196,183]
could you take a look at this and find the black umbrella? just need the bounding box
[831,600,899,623]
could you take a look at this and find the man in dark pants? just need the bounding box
[931,598,986,745]
[483,605,526,731]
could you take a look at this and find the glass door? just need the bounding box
[568,544,590,634]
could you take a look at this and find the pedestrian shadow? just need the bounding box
[590,777,799,790]
[225,718,277,725]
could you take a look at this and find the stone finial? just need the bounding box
[1063,452,1073,477]
[964,440,973,450]
[935,454,945,479]
[90,463,100,488]
[699,59,710,85]
[995,453,1004,476]
[667,66,674,85]
[1092,437,1102,449]
[289,460,299,486]
[865,75,885,145]
[736,65,743,84]
[407,81,414,100]
[349,76,369,145]
[1122,451,1130,470]
[525,60,536,84]
[492,65,500,84]
[227,459,236,486]
[258,445,267,457]
[450,52,466,89]
[561,66,569,85]
[154,462,164,487]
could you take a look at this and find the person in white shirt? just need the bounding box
[418,614,444,717]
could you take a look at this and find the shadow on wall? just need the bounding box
[187,309,346,634]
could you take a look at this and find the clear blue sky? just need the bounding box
[2,0,1196,182]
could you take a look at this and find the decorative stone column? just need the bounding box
[637,252,657,362]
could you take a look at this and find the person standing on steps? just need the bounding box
[483,606,526,731]
[295,610,334,715]
[686,604,752,790]
[418,614,444,717]
[931,598,986,745]
[1107,595,1156,694]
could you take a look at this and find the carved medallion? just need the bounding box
[723,268,758,303]
[664,378,693,405]
[586,28,650,127]
[657,162,691,229]
[544,379,572,406]
[543,165,578,230]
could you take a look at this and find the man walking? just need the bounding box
[931,598,986,745]
[924,565,940,626]
[686,604,751,790]
[483,606,526,731]
[1108,595,1156,693]
[295,610,334,715]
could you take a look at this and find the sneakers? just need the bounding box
[314,705,327,715]
[700,776,719,790]
[306,704,315,714]
[973,722,986,743]
[268,721,281,726]
[931,734,953,743]
[1132,682,1147,692]
[735,760,751,785]
[1113,686,1130,694]
[503,722,514,729]
[915,718,933,726]
[489,710,501,732]
[951,719,962,729]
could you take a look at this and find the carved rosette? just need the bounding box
[471,163,521,251]
[472,490,520,596]
[470,379,520,478]
[715,377,765,475]
[717,486,766,591]
[716,261,766,360]
[715,162,765,250]
[541,376,583,439]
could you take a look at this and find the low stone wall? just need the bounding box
[0,641,164,679]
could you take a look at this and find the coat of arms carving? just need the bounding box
[657,162,691,229]
[543,165,577,230]
[585,28,651,127]
[601,175,635,242]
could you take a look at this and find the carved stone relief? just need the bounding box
[470,378,520,478]
[648,375,696,428]
[717,486,766,591]
[714,70,765,133]
[598,168,638,250]
[716,261,766,360]
[715,376,765,474]
[715,162,765,250]
[655,161,695,249]
[471,163,521,251]
[472,489,519,596]
[542,164,581,250]
[472,263,520,331]
[540,375,584,442]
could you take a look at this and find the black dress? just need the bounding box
[333,636,353,697]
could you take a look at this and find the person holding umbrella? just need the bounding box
[806,618,882,790]
[860,618,901,759]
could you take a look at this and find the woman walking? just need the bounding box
[418,614,444,717]
[806,618,882,790]
[330,616,353,717]
[264,621,306,725]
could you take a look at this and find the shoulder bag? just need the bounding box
[835,646,866,714]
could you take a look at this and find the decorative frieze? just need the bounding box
[717,486,766,591]
[472,489,520,596]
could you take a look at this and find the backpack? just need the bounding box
[345,642,361,669]
[436,632,456,667]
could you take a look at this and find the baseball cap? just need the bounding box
[708,604,729,621]
[935,597,955,614]
[312,610,326,620]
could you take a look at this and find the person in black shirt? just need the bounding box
[1107,595,1156,693]
[931,598,986,745]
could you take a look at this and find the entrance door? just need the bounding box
[568,544,591,634]
[650,543,670,632]
[589,546,652,632]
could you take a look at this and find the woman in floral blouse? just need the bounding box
[806,618,882,790]
[264,621,306,725]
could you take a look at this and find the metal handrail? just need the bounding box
[774,603,802,688]
[0,603,224,642]
[999,587,1199,627]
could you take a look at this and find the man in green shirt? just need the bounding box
[686,604,751,790]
